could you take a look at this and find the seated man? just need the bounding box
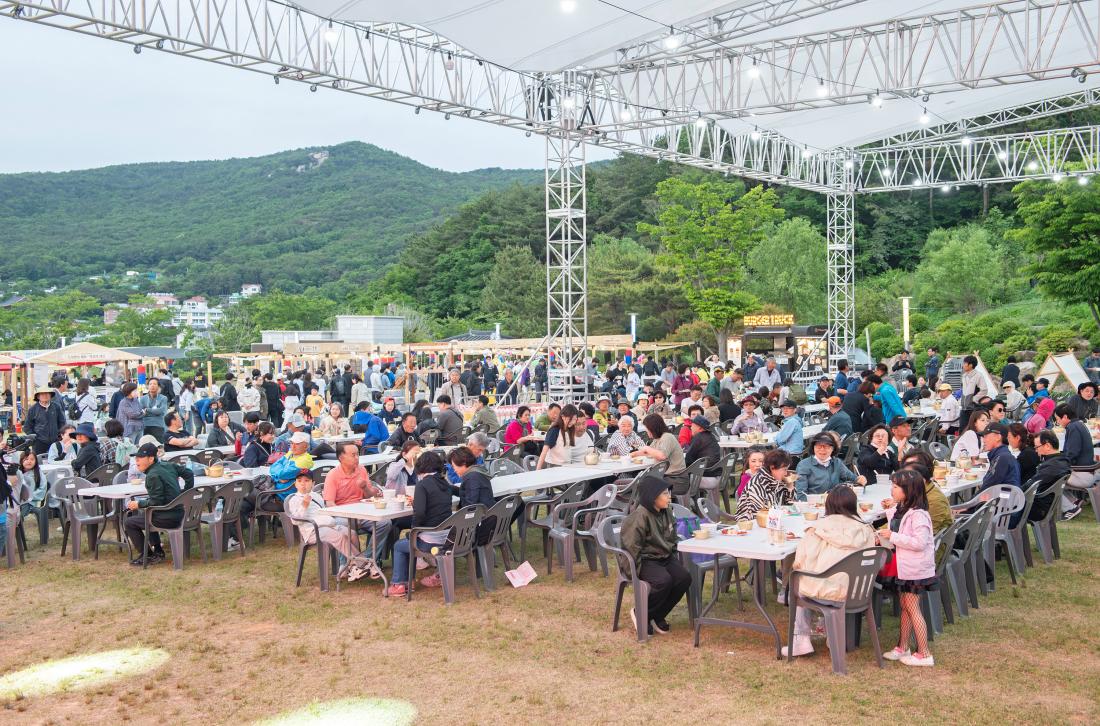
[973,422,1023,526]
[467,395,501,433]
[434,395,465,446]
[323,441,386,574]
[445,432,489,484]
[887,416,914,462]
[387,412,421,450]
[729,396,766,435]
[821,396,852,438]
[1026,430,1071,523]
[124,442,195,566]
[1056,404,1100,519]
[270,432,315,504]
[683,415,723,498]
[773,400,804,456]
[607,415,645,457]
[794,433,864,501]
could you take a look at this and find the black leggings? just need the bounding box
[124,510,180,554]
[639,556,692,622]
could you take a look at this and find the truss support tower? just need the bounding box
[545,128,589,402]
[826,192,855,372]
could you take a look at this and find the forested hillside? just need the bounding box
[0,141,540,297]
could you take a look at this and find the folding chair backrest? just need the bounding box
[87,462,122,487]
[933,517,963,572]
[953,501,992,560]
[213,480,252,521]
[927,442,949,461]
[594,514,634,578]
[441,504,484,557]
[548,481,587,510]
[176,489,210,530]
[221,460,245,471]
[485,494,522,547]
[420,429,441,447]
[669,502,694,520]
[696,497,728,524]
[718,452,739,488]
[489,458,524,476]
[984,484,1025,534]
[311,465,337,485]
[195,449,223,466]
[112,471,131,486]
[815,547,889,609]
[1037,476,1068,524]
[369,465,389,488]
[1015,482,1038,529]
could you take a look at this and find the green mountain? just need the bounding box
[0,141,540,297]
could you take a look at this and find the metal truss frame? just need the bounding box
[826,190,856,367]
[7,0,1100,375]
[852,124,1100,192]
[588,0,1100,118]
[545,130,588,403]
[872,87,1100,148]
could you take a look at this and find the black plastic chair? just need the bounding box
[142,487,211,570]
[547,484,617,582]
[475,494,523,590]
[287,492,342,592]
[201,480,252,560]
[54,476,107,561]
[1025,475,1067,565]
[594,515,650,643]
[407,505,485,605]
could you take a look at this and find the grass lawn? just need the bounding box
[3,514,1100,725]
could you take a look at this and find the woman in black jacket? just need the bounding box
[1008,423,1039,485]
[857,424,897,480]
[71,423,104,478]
[205,412,243,448]
[387,451,454,597]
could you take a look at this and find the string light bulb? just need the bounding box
[816,79,829,98]
[560,0,577,13]
[919,109,930,125]
[324,21,338,46]
[747,59,760,79]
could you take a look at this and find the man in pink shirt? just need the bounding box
[324,442,387,575]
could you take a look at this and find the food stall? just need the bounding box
[739,314,828,378]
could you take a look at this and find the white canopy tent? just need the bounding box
[1037,352,1092,391]
[5,0,1099,400]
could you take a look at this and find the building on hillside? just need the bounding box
[241,283,262,297]
[149,293,179,308]
[173,296,224,330]
[259,315,403,352]
[103,305,126,326]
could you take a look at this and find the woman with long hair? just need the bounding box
[1007,422,1039,484]
[951,410,990,460]
[73,377,97,425]
[537,404,580,469]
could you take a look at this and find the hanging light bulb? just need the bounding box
[801,147,813,159]
[869,91,883,108]
[560,96,576,111]
[919,108,930,125]
[560,0,577,13]
[663,27,681,50]
[1026,160,1038,171]
[694,116,708,128]
[747,59,760,79]
[959,135,972,146]
[881,167,892,177]
[844,159,854,170]
[816,79,829,98]
[1052,173,1064,182]
[750,127,761,141]
[996,150,1007,160]
[444,52,455,71]
[912,178,923,187]
[940,185,951,193]
[620,108,632,122]
[324,21,339,46]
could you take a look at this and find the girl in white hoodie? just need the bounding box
[783,486,876,658]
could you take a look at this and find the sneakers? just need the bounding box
[226,537,241,552]
[629,608,653,636]
[419,573,442,588]
[386,583,408,597]
[883,647,911,661]
[900,653,935,667]
[776,589,787,605]
[651,619,671,635]
[346,564,368,582]
[367,560,384,580]
[415,557,429,571]
[781,636,814,657]
[1061,504,1083,521]
[130,551,165,567]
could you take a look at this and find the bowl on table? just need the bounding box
[371,498,388,510]
[755,510,769,528]
[692,528,711,539]
[737,519,754,531]
[804,511,819,522]
[204,464,225,478]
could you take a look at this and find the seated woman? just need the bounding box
[795,433,864,501]
[387,451,453,597]
[386,439,420,495]
[637,415,688,494]
[205,411,244,448]
[163,412,199,452]
[240,422,276,468]
[71,423,103,479]
[286,470,358,563]
[378,397,402,426]
[734,448,795,521]
[857,425,897,480]
[1024,398,1055,435]
[702,395,721,424]
[737,448,766,497]
[952,410,990,460]
[504,406,540,457]
[14,448,48,513]
[537,404,581,469]
[619,475,692,636]
[783,486,877,657]
[47,425,79,463]
[316,403,351,438]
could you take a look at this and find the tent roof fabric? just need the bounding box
[0,353,24,365]
[295,1,1097,151]
[1037,352,1091,390]
[29,342,142,366]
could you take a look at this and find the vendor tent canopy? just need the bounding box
[0,353,24,366]
[28,342,141,367]
[1037,353,1091,390]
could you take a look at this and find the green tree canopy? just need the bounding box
[480,246,546,338]
[746,218,827,323]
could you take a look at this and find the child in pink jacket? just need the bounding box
[878,469,937,667]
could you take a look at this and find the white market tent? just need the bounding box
[1037,352,1092,390]
[6,0,1100,398]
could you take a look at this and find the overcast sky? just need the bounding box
[1,20,614,174]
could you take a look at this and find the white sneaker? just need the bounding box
[781,636,814,657]
[776,589,787,605]
[367,560,383,580]
[901,653,935,667]
[630,608,638,633]
[226,537,240,552]
[346,564,367,582]
[883,647,911,661]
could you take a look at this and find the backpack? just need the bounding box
[66,396,80,420]
[333,376,347,396]
[114,437,138,467]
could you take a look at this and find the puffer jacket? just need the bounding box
[619,476,679,564]
[792,514,876,601]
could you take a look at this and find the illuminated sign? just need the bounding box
[743,314,795,327]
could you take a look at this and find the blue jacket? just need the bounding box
[353,411,389,453]
[833,371,849,395]
[139,393,168,429]
[774,414,804,456]
[794,456,860,500]
[982,445,1021,489]
[194,397,213,423]
[875,382,905,422]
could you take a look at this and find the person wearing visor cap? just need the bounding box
[794,433,865,501]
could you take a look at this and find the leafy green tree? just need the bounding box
[480,246,546,338]
[99,307,176,347]
[639,179,782,353]
[746,218,827,323]
[914,226,1002,314]
[0,291,101,349]
[587,235,690,339]
[1010,177,1100,329]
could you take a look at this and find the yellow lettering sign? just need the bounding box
[743,314,794,326]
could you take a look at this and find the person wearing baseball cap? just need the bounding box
[821,395,853,438]
[888,416,913,462]
[684,415,723,499]
[773,400,804,456]
[932,381,960,434]
[123,442,195,566]
[965,421,1024,526]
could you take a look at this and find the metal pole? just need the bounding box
[900,297,912,353]
[826,190,855,374]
